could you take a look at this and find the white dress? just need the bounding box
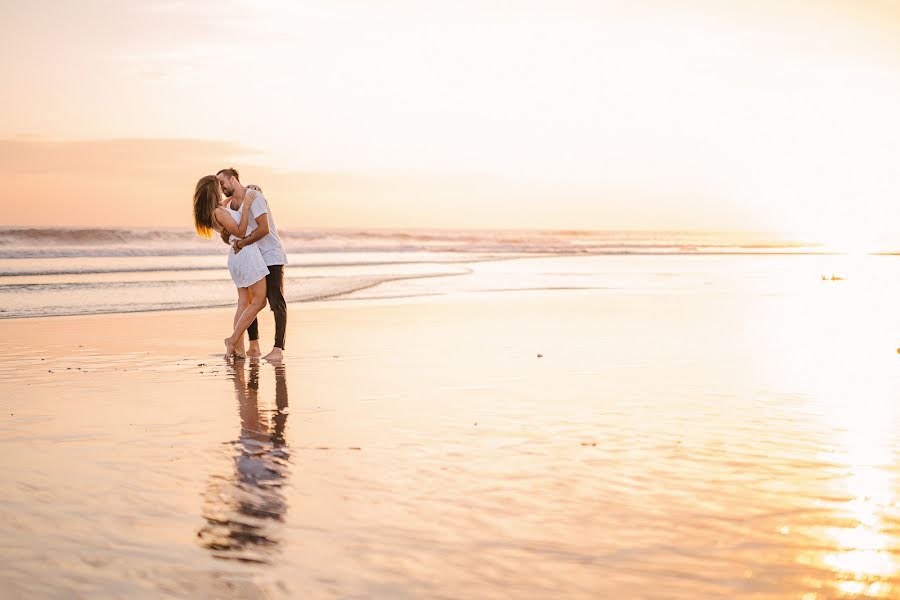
[223,204,269,288]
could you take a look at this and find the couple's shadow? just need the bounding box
[197,360,291,563]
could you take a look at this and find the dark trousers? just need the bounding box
[248,265,287,350]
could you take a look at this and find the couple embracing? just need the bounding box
[192,168,287,361]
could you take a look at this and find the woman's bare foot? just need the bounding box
[224,337,236,358]
[247,340,262,358]
[263,347,284,362]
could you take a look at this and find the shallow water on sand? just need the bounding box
[3,255,900,598]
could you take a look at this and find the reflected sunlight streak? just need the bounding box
[811,358,898,595]
[773,273,900,597]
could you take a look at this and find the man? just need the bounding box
[216,168,288,361]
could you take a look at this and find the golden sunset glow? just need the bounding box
[2,0,900,235]
[8,4,900,597]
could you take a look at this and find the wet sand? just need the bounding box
[2,286,900,598]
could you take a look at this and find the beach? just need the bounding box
[8,0,900,595]
[3,252,900,598]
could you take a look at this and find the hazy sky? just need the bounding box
[3,0,900,240]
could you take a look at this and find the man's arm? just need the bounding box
[233,213,270,254]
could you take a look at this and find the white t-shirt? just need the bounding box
[249,192,287,266]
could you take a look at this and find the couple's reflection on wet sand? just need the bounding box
[197,360,290,563]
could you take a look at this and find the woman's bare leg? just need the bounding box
[231,288,250,358]
[225,279,268,357]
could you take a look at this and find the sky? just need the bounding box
[2,0,900,241]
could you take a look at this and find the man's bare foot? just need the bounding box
[247,340,262,358]
[224,337,236,358]
[263,347,284,362]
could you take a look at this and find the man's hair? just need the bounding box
[217,168,240,181]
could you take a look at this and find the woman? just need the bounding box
[193,175,269,358]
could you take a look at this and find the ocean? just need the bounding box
[0,227,883,319]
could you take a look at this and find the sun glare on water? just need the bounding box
[820,230,882,256]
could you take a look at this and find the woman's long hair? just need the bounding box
[193,175,220,238]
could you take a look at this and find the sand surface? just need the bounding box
[2,285,900,598]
